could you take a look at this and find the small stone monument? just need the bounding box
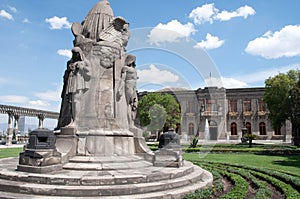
[18,128,62,173]
[154,128,184,167]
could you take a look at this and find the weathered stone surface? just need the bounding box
[18,129,62,173]
[13,1,213,198]
[26,129,56,150]
[0,157,213,198]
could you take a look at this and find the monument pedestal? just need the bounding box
[154,148,184,167]
[77,129,135,156]
[18,128,62,173]
[154,130,183,167]
[55,127,78,163]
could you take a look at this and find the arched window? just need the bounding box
[246,122,251,134]
[231,122,237,135]
[188,123,194,135]
[274,127,281,135]
[259,122,266,135]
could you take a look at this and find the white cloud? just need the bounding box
[22,18,30,23]
[189,4,255,25]
[137,64,179,84]
[194,33,225,50]
[215,5,255,21]
[148,20,196,45]
[0,10,13,20]
[29,100,50,107]
[57,49,72,58]
[0,87,62,111]
[204,63,300,89]
[221,77,248,88]
[8,6,17,13]
[34,88,61,102]
[189,3,218,25]
[245,25,300,59]
[205,77,248,88]
[0,95,28,104]
[235,64,300,84]
[45,16,72,29]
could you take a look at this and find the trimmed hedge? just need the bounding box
[148,143,300,154]
[184,163,223,199]
[194,160,300,199]
[251,170,300,199]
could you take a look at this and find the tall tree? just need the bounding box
[137,92,181,131]
[263,70,300,146]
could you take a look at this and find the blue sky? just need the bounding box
[0,0,300,118]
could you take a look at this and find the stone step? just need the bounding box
[0,165,207,197]
[63,160,153,171]
[68,155,144,163]
[0,162,195,186]
[0,171,213,199]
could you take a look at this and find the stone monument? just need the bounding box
[0,1,213,198]
[54,0,150,160]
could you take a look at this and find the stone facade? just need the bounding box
[139,87,292,143]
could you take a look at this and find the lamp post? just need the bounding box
[241,119,248,143]
[196,104,205,136]
[200,104,205,120]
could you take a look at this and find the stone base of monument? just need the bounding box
[154,148,184,168]
[55,127,78,163]
[17,161,62,173]
[0,157,213,198]
[76,129,136,156]
[17,128,62,173]
[154,130,184,167]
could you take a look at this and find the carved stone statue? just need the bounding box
[117,54,138,128]
[71,0,114,43]
[54,0,154,159]
[56,47,91,129]
[66,47,91,126]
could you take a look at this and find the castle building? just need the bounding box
[139,87,292,143]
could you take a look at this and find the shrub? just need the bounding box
[189,136,199,148]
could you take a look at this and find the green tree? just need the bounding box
[263,70,300,146]
[137,92,181,131]
[148,104,167,132]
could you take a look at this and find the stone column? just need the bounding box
[6,111,13,146]
[38,114,45,129]
[13,115,19,141]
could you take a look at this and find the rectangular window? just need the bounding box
[229,100,237,112]
[258,100,266,112]
[274,128,281,135]
[243,100,251,112]
[207,99,217,112]
[187,101,194,113]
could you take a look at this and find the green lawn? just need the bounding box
[1,146,299,176]
[0,147,23,159]
[184,152,300,175]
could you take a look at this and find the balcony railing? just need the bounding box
[228,111,239,117]
[243,111,253,117]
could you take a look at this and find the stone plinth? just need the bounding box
[18,129,62,173]
[55,127,78,163]
[0,157,213,198]
[155,130,183,167]
[154,148,184,168]
[77,129,135,156]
